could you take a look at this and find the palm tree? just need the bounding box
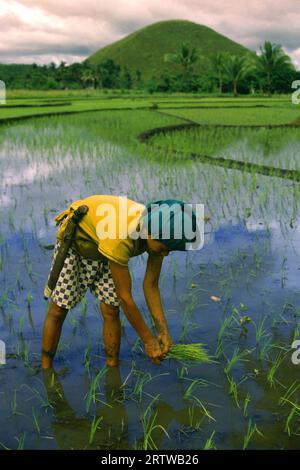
[209,52,227,93]
[80,69,96,89]
[223,54,252,97]
[255,41,293,97]
[164,42,198,75]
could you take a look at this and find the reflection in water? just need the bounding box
[43,367,129,450]
[42,367,207,450]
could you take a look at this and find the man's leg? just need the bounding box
[99,302,121,367]
[42,299,68,369]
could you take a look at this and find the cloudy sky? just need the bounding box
[0,0,299,68]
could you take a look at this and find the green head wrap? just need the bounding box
[141,199,199,251]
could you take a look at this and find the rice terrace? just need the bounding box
[1,12,300,452]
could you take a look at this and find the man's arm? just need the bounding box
[109,260,163,364]
[143,254,173,356]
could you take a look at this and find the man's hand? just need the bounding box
[144,336,164,365]
[158,331,173,358]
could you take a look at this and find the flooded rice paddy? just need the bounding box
[1,108,300,449]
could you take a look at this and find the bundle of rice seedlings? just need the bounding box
[166,343,211,363]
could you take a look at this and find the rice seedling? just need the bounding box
[278,383,300,436]
[27,305,35,331]
[89,415,103,445]
[85,366,108,413]
[243,420,263,449]
[243,392,251,418]
[15,433,26,450]
[179,295,198,341]
[32,407,41,434]
[84,342,91,374]
[18,313,26,336]
[11,389,18,415]
[20,341,30,367]
[166,343,212,364]
[284,405,298,436]
[131,337,142,354]
[27,290,32,309]
[118,363,135,393]
[226,375,240,408]
[280,256,288,288]
[224,346,250,376]
[177,365,189,379]
[190,396,216,422]
[183,378,211,400]
[25,383,53,411]
[267,350,286,388]
[252,315,270,345]
[278,380,300,407]
[187,403,204,431]
[140,394,170,450]
[128,368,169,403]
[257,336,273,361]
[0,441,10,450]
[131,371,153,402]
[203,430,216,450]
[215,307,240,358]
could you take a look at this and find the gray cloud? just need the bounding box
[0,0,299,67]
[0,44,93,57]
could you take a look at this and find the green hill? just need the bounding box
[87,19,252,81]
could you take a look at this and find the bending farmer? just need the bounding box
[42,195,199,368]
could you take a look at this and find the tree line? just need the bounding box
[0,59,138,91]
[157,41,299,95]
[0,41,298,95]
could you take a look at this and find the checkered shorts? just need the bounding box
[47,240,120,310]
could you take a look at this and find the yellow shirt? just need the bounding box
[55,195,147,266]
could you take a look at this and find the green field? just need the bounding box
[1,91,300,450]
